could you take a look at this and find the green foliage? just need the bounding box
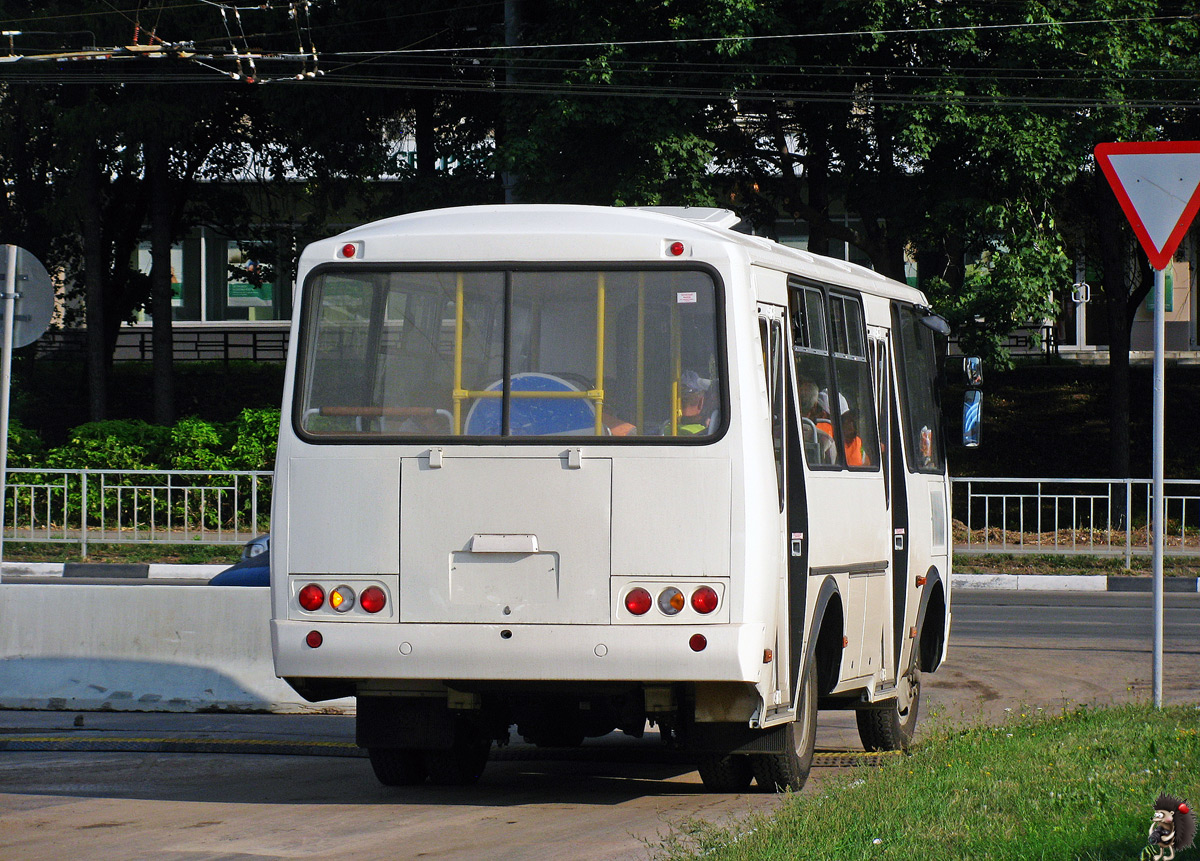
[5,419,45,467]
[654,704,1200,860]
[924,203,1068,369]
[229,408,281,471]
[34,412,279,472]
[44,419,171,470]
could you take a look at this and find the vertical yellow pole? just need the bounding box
[670,297,680,435]
[636,274,645,431]
[452,273,464,434]
[594,273,606,435]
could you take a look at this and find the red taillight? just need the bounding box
[298,584,325,611]
[668,241,685,257]
[306,630,323,648]
[624,587,652,616]
[691,586,719,614]
[689,633,707,652]
[360,586,387,614]
[341,243,357,258]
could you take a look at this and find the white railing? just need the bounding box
[952,477,1200,565]
[2,468,271,557]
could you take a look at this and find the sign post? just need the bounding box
[1095,141,1200,708]
[0,245,54,574]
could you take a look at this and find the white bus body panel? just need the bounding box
[271,205,947,714]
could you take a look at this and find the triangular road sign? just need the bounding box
[1095,141,1200,270]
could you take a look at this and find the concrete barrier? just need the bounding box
[0,584,352,714]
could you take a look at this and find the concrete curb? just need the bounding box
[952,572,1200,592]
[2,562,228,580]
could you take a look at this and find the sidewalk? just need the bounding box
[2,562,1198,591]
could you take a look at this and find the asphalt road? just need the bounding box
[0,590,1197,861]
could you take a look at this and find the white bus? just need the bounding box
[270,204,956,792]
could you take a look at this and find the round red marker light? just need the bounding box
[624,587,652,616]
[689,633,707,652]
[360,586,387,614]
[298,583,325,611]
[691,586,719,614]
[668,241,685,257]
[341,243,357,258]
[305,630,323,648]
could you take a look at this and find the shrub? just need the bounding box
[229,407,281,470]
[46,419,171,469]
[6,419,44,466]
[167,417,234,471]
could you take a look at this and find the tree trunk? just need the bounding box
[79,147,108,421]
[1097,187,1131,479]
[146,135,175,426]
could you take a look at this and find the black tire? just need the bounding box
[368,748,427,786]
[423,724,492,786]
[752,651,818,792]
[697,753,755,792]
[856,663,921,752]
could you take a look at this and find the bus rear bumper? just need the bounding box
[272,620,767,684]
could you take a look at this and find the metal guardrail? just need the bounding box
[34,326,290,364]
[952,477,1200,566]
[2,469,271,557]
[4,469,1197,565]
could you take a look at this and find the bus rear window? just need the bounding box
[296,268,723,441]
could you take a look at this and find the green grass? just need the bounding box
[0,541,241,565]
[653,704,1200,861]
[954,553,1200,578]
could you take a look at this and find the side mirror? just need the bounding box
[963,390,983,448]
[964,356,983,387]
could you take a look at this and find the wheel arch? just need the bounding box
[914,566,947,673]
[802,575,844,698]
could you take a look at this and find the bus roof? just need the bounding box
[320,204,927,305]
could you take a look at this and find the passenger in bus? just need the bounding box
[841,409,870,467]
[799,377,836,464]
[816,391,870,466]
[675,369,716,435]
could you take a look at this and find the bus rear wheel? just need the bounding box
[423,725,492,786]
[368,748,426,786]
[856,662,921,752]
[751,652,817,792]
[697,753,754,792]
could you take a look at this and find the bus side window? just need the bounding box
[791,286,838,467]
[829,294,880,470]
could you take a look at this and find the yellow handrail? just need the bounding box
[594,273,606,435]
[452,272,465,435]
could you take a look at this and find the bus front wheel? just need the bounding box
[751,651,817,792]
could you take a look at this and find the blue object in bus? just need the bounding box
[463,373,596,436]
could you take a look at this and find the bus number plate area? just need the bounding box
[400,457,612,625]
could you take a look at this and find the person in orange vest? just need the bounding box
[816,391,870,466]
[841,409,870,467]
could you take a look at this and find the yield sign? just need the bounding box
[1095,141,1200,270]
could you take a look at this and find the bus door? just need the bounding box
[869,328,906,688]
[791,284,890,684]
[756,303,801,720]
